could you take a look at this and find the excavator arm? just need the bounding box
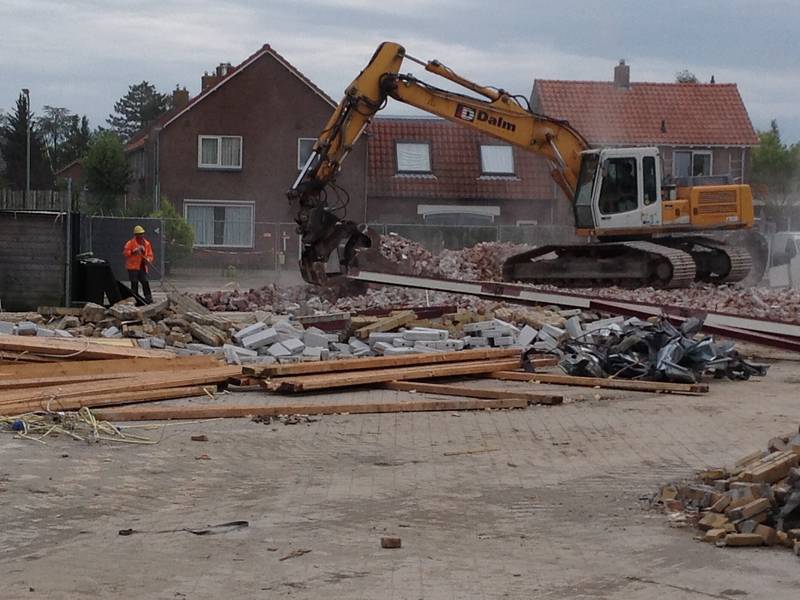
[288,41,589,285]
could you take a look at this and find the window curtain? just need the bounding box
[396,143,430,172]
[480,145,513,174]
[223,206,252,246]
[200,138,218,165]
[221,137,241,167]
[186,205,215,245]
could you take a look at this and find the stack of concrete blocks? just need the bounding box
[0,320,74,339]
[463,319,521,349]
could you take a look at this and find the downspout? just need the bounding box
[64,178,72,306]
[153,126,162,211]
[741,146,746,183]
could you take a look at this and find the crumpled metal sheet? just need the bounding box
[556,315,769,383]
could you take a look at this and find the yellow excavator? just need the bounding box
[288,42,764,288]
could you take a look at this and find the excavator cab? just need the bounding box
[574,147,663,235]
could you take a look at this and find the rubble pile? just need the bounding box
[554,315,768,383]
[654,428,800,555]
[432,242,530,281]
[546,283,800,324]
[378,233,436,275]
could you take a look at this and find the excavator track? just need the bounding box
[502,240,696,289]
[663,237,753,284]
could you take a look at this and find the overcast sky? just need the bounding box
[1,0,798,142]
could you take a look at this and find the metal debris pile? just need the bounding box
[553,315,768,383]
[654,428,800,554]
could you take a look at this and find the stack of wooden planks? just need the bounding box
[0,335,174,362]
[0,355,240,417]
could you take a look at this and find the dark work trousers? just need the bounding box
[128,266,153,305]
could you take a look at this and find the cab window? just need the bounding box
[643,156,657,205]
[598,157,638,214]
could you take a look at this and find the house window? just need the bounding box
[396,142,431,174]
[480,145,514,175]
[673,150,712,178]
[692,152,712,176]
[184,201,254,248]
[297,138,317,170]
[197,136,242,169]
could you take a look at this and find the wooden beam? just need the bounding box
[0,336,175,360]
[246,348,523,377]
[354,310,416,338]
[383,381,563,405]
[489,371,708,394]
[0,355,220,381]
[263,358,522,392]
[4,385,216,416]
[0,351,57,363]
[94,396,530,421]
[0,366,241,407]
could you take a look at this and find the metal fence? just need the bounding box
[0,189,72,211]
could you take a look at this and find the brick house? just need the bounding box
[125,44,367,268]
[530,61,760,190]
[366,116,571,227]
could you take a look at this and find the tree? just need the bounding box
[0,92,53,191]
[62,115,92,164]
[38,105,76,172]
[107,81,170,140]
[83,131,129,213]
[151,198,194,268]
[675,69,699,83]
[750,120,800,227]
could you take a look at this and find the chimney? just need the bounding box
[172,86,189,109]
[614,59,630,88]
[215,62,234,77]
[201,71,220,91]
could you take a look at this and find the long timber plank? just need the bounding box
[0,335,175,360]
[383,381,563,405]
[0,355,221,381]
[0,366,241,406]
[263,358,521,392]
[245,348,522,378]
[94,397,530,421]
[4,386,215,416]
[489,371,708,394]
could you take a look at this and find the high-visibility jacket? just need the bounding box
[123,237,154,271]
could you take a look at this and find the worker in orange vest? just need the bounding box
[123,225,155,305]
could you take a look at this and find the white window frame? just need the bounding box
[297,137,317,170]
[183,199,255,248]
[672,149,713,178]
[479,144,515,175]
[396,141,432,174]
[197,135,243,170]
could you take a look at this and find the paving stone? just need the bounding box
[267,342,292,358]
[304,329,331,348]
[517,325,538,346]
[402,327,448,342]
[233,321,267,344]
[282,337,306,354]
[222,343,258,358]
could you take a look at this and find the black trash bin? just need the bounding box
[73,255,142,306]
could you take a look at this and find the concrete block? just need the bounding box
[187,343,220,355]
[274,320,304,341]
[392,338,415,348]
[267,342,292,358]
[282,337,306,354]
[17,321,38,336]
[36,327,56,337]
[463,320,496,334]
[368,332,405,346]
[464,335,489,348]
[517,325,538,346]
[333,343,352,355]
[101,326,121,338]
[240,355,277,365]
[222,343,258,358]
[0,321,15,335]
[381,346,416,355]
[584,316,625,333]
[53,329,73,338]
[233,321,267,344]
[541,323,567,341]
[372,342,393,354]
[302,346,330,360]
[150,337,166,349]
[348,337,371,354]
[304,330,332,348]
[413,340,450,350]
[490,335,515,347]
[80,302,107,323]
[137,338,152,349]
[492,319,520,335]
[402,327,448,342]
[565,316,583,339]
[241,327,278,350]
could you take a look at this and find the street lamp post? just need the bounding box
[22,88,30,199]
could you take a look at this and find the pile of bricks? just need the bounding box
[378,233,437,276]
[432,242,530,281]
[655,428,800,555]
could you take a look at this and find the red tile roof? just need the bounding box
[532,80,759,146]
[368,117,554,201]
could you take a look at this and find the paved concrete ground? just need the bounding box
[1,362,799,599]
